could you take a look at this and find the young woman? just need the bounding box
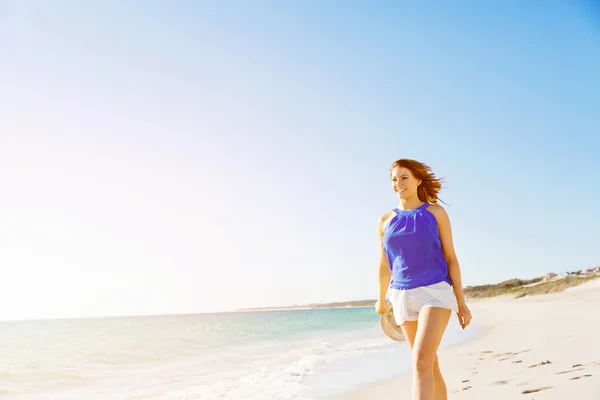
[375,159,472,400]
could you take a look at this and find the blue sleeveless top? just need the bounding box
[382,203,452,290]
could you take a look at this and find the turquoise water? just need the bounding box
[0,307,479,399]
[204,307,382,345]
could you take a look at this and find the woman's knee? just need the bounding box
[433,355,443,377]
[413,349,436,374]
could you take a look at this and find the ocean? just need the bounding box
[0,307,481,399]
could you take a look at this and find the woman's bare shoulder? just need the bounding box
[425,203,449,222]
[377,210,396,231]
[378,210,396,222]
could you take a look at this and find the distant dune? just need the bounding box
[238,269,600,311]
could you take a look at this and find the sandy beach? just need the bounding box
[330,277,600,400]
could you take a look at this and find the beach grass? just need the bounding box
[465,275,599,299]
[239,272,600,311]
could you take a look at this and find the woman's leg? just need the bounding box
[400,318,449,400]
[412,307,451,400]
[432,357,447,400]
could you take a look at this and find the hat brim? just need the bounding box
[380,301,405,342]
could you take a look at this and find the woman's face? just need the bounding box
[390,167,421,200]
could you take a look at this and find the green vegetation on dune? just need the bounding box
[463,277,543,299]
[238,272,600,311]
[465,275,599,299]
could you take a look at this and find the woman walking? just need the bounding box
[375,159,472,400]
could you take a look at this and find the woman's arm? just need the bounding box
[429,204,472,328]
[429,204,465,302]
[377,214,392,308]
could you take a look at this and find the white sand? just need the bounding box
[329,278,600,399]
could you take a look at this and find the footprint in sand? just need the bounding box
[556,362,593,375]
[496,350,531,361]
[528,360,552,368]
[521,386,553,394]
[495,352,514,360]
[569,374,592,380]
[556,367,585,375]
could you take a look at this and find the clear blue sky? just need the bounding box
[1,1,599,320]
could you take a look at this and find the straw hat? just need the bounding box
[380,301,405,342]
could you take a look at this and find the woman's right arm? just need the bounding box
[377,214,392,308]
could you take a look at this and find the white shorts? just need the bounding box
[388,281,459,325]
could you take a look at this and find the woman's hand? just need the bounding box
[375,299,387,315]
[457,301,472,329]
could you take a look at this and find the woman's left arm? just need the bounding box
[430,204,472,329]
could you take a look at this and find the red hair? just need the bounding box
[390,159,445,204]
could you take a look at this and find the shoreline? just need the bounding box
[235,305,372,312]
[323,323,493,400]
[326,278,600,399]
[321,310,492,400]
[236,274,600,313]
